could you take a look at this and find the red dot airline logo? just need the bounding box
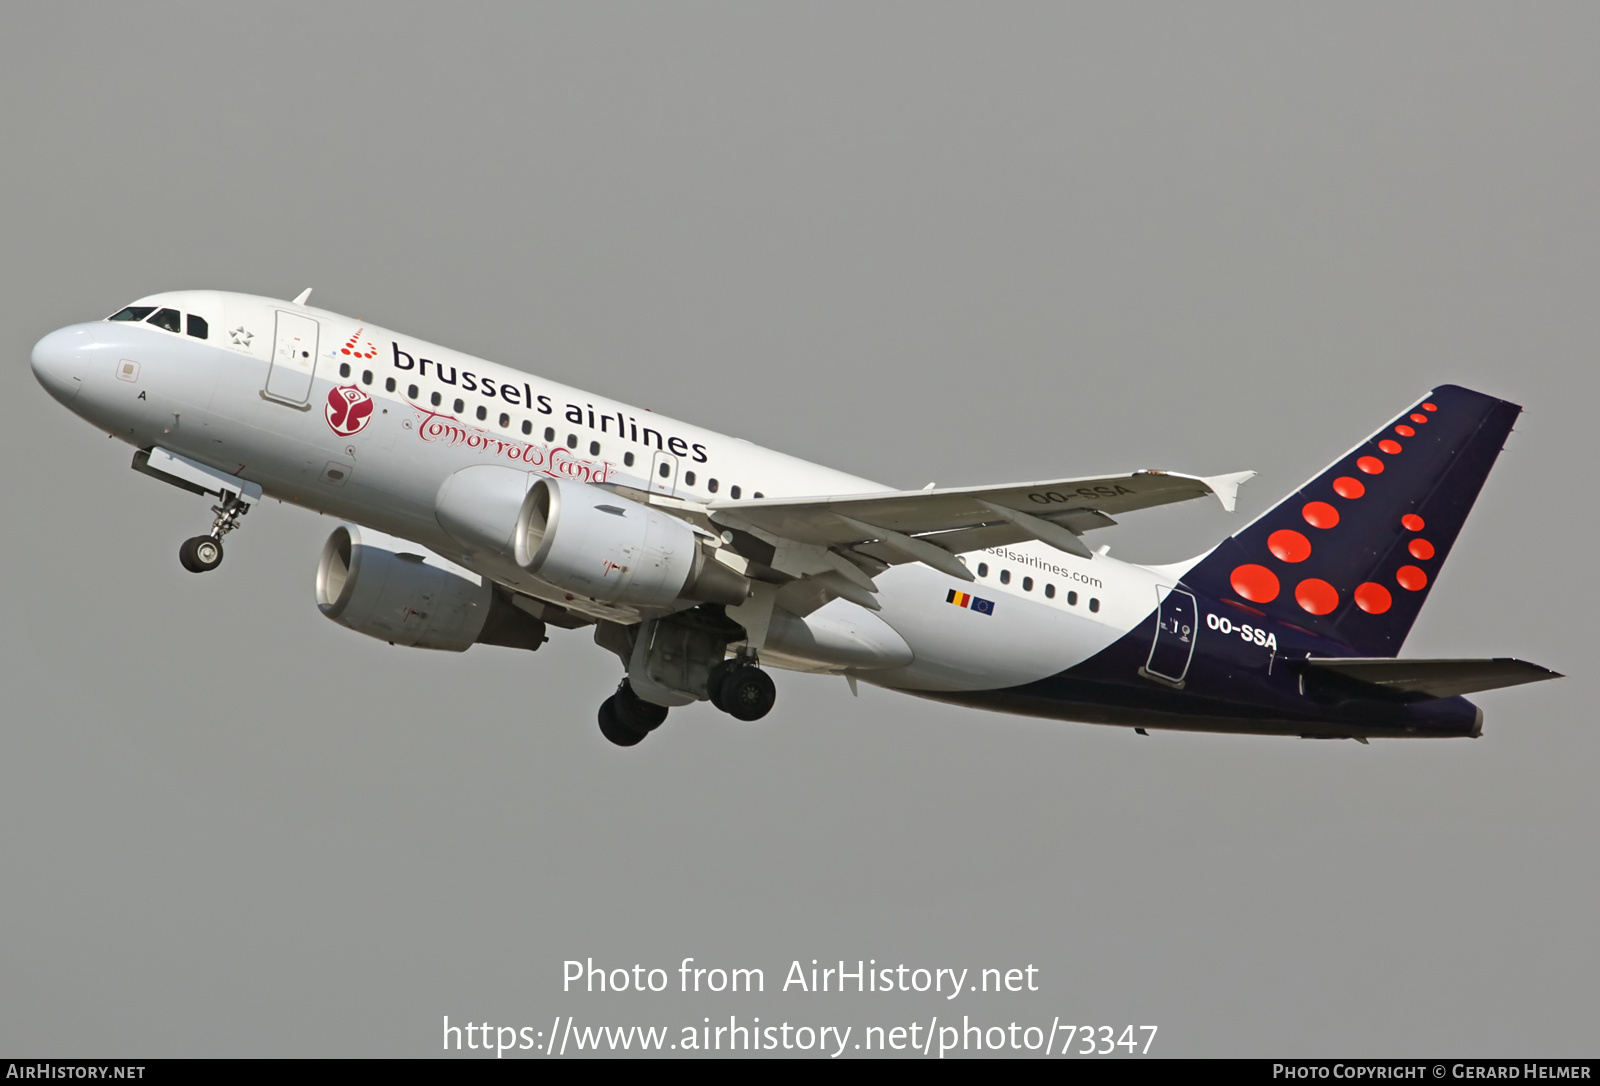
[1228,399,1441,617]
[340,327,378,360]
[327,384,375,436]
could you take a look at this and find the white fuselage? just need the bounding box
[34,290,1184,693]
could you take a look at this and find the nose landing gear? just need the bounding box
[178,491,251,574]
[178,535,223,573]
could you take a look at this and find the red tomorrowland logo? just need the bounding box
[326,384,375,436]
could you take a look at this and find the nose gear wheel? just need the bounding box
[176,492,251,573]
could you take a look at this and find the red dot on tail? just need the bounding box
[1422,402,1437,411]
[341,348,351,355]
[1302,501,1340,528]
[1268,529,1312,562]
[1402,514,1425,531]
[1378,439,1402,454]
[1395,425,1415,437]
[1332,476,1365,499]
[1354,582,1392,614]
[1295,579,1339,615]
[1230,564,1280,603]
[1410,413,1428,424]
[1357,456,1385,474]
[1409,538,1435,560]
[1396,566,1428,591]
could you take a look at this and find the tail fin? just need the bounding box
[1183,384,1521,657]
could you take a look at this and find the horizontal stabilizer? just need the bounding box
[1302,657,1562,699]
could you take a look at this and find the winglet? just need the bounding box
[292,287,313,306]
[1201,470,1256,513]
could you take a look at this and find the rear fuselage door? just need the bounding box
[1142,585,1198,686]
[650,450,679,496]
[265,311,319,404]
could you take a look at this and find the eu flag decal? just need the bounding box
[946,589,995,615]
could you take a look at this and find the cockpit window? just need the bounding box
[186,314,208,339]
[109,306,156,322]
[147,308,182,333]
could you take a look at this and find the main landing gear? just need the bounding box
[598,681,670,747]
[178,492,251,574]
[596,659,779,747]
[706,658,777,722]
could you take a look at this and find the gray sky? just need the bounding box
[1,3,1594,1057]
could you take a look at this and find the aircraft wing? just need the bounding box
[694,469,1253,607]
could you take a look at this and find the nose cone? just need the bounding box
[31,324,96,404]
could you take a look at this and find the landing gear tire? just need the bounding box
[705,659,739,712]
[614,681,669,733]
[179,536,223,573]
[598,695,648,747]
[718,665,776,722]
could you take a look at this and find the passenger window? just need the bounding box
[109,306,155,322]
[476,405,487,421]
[685,471,697,486]
[753,492,764,499]
[589,440,600,456]
[385,377,396,392]
[977,562,988,577]
[624,452,635,467]
[659,462,670,478]
[566,434,577,449]
[1068,591,1078,606]
[1089,598,1100,613]
[147,308,181,333]
[499,412,510,427]
[339,363,351,378]
[362,371,373,385]
[408,384,418,399]
[731,486,742,499]
[186,314,208,339]
[544,427,555,442]
[453,398,464,413]
[1000,570,1011,585]
[1045,584,1055,599]
[1023,576,1033,591]
[708,479,719,494]
[431,391,441,407]
[521,420,532,435]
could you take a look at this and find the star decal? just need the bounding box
[230,326,254,347]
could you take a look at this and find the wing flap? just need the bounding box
[1302,657,1563,699]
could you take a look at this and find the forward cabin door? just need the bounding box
[650,450,679,497]
[265,311,319,405]
[1142,586,1198,686]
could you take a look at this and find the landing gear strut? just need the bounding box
[597,681,671,747]
[178,492,251,574]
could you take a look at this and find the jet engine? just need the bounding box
[515,478,750,607]
[315,524,547,652]
[432,466,751,608]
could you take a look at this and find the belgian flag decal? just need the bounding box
[946,589,996,616]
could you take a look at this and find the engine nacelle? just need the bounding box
[316,524,546,652]
[432,467,753,608]
[515,477,752,607]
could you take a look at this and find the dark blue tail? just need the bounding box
[1183,384,1521,657]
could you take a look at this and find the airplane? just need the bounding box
[29,289,1560,746]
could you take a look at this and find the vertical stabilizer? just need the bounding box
[1182,385,1520,657]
